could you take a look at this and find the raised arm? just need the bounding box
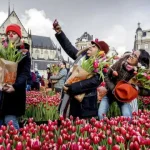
[53,20,78,60]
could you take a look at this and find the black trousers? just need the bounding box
[55,88,62,93]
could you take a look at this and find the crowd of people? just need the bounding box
[0,21,149,130]
[53,20,150,120]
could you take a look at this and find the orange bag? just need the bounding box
[0,58,17,89]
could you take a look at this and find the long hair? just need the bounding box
[138,49,150,69]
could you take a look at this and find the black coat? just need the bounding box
[1,49,31,117]
[56,32,101,118]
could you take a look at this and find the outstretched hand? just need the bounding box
[53,19,61,33]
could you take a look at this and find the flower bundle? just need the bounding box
[0,42,26,89]
[130,67,150,90]
[51,64,60,75]
[81,51,118,83]
[0,42,25,62]
[135,68,150,89]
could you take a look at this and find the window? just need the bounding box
[35,49,40,53]
[145,44,148,50]
[34,63,38,69]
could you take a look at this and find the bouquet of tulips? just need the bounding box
[135,68,150,89]
[51,64,60,75]
[0,41,25,89]
[65,51,118,102]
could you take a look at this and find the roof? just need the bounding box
[32,35,57,50]
[0,11,28,36]
[31,60,60,70]
[136,27,142,33]
[76,32,93,42]
[136,23,142,33]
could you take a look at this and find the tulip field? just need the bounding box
[0,110,150,149]
[22,91,60,122]
[0,91,150,149]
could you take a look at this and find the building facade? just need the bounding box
[0,9,63,77]
[75,32,93,50]
[134,23,150,54]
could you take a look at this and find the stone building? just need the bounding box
[0,7,63,77]
[134,23,150,54]
[75,32,93,50]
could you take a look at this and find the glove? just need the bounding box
[53,19,59,28]
[53,19,61,33]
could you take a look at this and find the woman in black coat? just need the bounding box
[0,44,31,129]
[53,21,109,118]
[0,24,31,129]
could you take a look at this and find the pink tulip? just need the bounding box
[61,144,67,150]
[0,145,5,150]
[93,136,100,144]
[31,138,41,150]
[94,68,99,73]
[93,61,99,68]
[103,68,108,73]
[16,141,23,150]
[3,41,8,48]
[107,137,112,145]
[57,136,63,145]
[112,145,120,150]
[98,146,106,150]
[100,82,106,87]
[6,143,11,150]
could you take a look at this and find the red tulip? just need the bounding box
[98,146,106,150]
[0,145,5,150]
[57,136,63,145]
[16,141,23,150]
[70,142,78,150]
[133,141,140,150]
[93,136,100,144]
[120,127,126,135]
[6,143,11,150]
[107,137,112,145]
[103,68,108,73]
[61,144,67,150]
[89,145,94,150]
[93,61,99,68]
[112,145,120,150]
[100,82,106,87]
[31,138,41,150]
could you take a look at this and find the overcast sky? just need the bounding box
[0,0,150,60]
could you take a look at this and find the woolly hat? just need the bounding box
[6,24,22,38]
[91,39,109,54]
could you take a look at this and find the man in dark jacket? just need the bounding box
[0,24,31,129]
[53,20,109,118]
